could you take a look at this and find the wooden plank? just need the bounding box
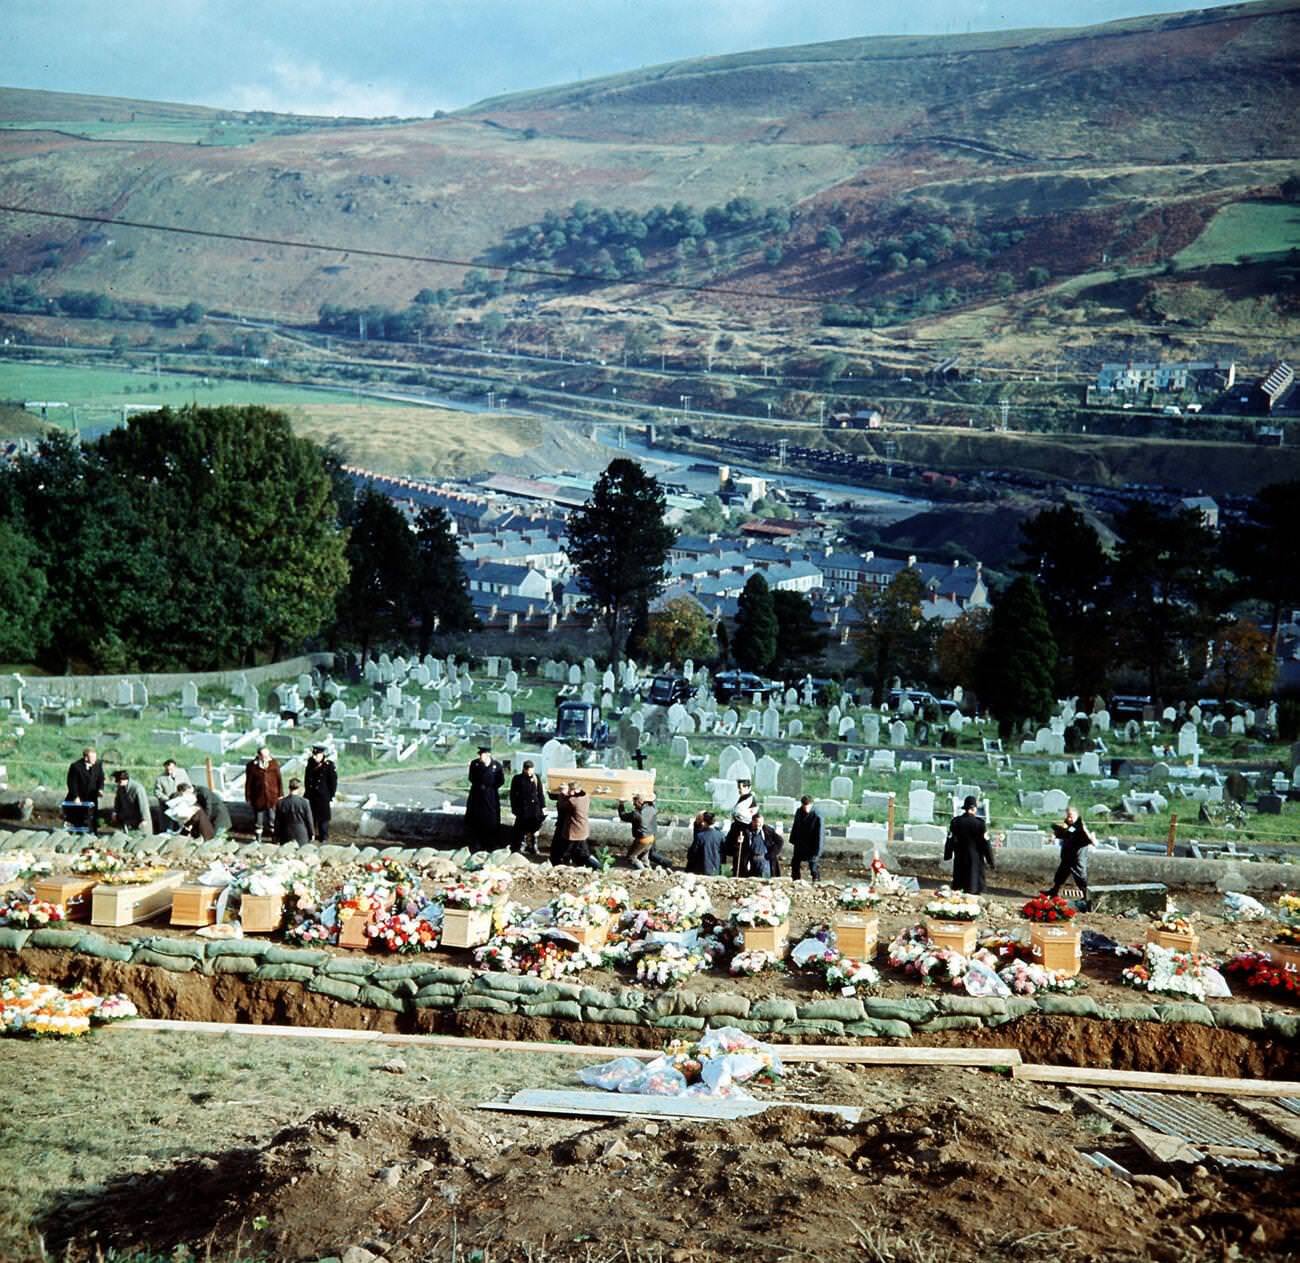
[787,1045,1022,1067]
[1015,1064,1300,1098]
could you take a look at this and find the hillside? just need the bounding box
[0,1,1296,352]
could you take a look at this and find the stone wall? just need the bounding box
[16,653,334,703]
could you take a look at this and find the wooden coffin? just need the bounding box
[170,884,220,928]
[33,875,101,922]
[834,915,880,961]
[337,911,375,950]
[1030,923,1082,977]
[925,918,979,956]
[742,922,789,955]
[1146,927,1199,954]
[545,766,656,802]
[240,893,286,935]
[91,871,185,927]
[442,906,494,950]
[561,919,610,950]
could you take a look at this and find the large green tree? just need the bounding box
[1223,480,1300,654]
[979,576,1058,740]
[642,596,715,665]
[733,572,779,673]
[772,589,827,674]
[410,505,476,656]
[1016,503,1112,697]
[853,568,937,705]
[1110,501,1221,698]
[566,459,676,666]
[2,407,348,670]
[0,520,49,661]
[97,405,348,657]
[337,487,418,664]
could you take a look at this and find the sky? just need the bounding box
[3,0,1248,118]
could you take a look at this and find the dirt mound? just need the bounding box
[43,1094,1297,1263]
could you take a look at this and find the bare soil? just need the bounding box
[39,1081,1300,1263]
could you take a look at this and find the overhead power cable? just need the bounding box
[0,202,821,306]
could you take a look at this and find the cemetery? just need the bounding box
[2,651,1299,1263]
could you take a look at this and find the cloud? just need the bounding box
[225,58,446,118]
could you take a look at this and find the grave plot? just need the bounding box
[1,838,1297,1079]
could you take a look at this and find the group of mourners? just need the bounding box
[62,743,339,845]
[685,779,825,880]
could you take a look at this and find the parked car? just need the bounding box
[713,670,779,702]
[887,688,940,712]
[555,699,610,748]
[1111,694,1152,720]
[647,674,691,706]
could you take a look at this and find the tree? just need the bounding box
[566,458,676,666]
[817,226,844,256]
[733,573,778,673]
[1208,619,1275,703]
[772,589,827,674]
[935,607,991,693]
[642,596,715,665]
[337,488,418,663]
[94,406,349,661]
[1110,501,1221,699]
[1223,481,1300,653]
[0,520,49,661]
[1016,504,1111,696]
[978,577,1058,740]
[853,568,937,705]
[410,505,476,656]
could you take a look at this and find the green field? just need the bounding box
[1174,200,1300,267]
[0,362,377,420]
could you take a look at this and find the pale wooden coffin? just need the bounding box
[91,871,185,927]
[545,766,656,802]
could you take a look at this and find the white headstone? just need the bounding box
[787,719,803,738]
[908,787,935,823]
[762,706,781,738]
[1041,788,1070,816]
[837,715,856,738]
[889,720,907,747]
[754,755,780,792]
[829,775,853,801]
[568,665,582,686]
[861,715,880,746]
[1079,751,1101,777]
[947,710,965,733]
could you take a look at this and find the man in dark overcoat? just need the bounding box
[304,745,338,842]
[273,778,315,844]
[944,795,994,894]
[465,746,504,844]
[66,747,105,834]
[509,759,546,854]
[789,796,824,882]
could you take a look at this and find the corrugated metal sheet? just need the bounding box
[1101,1090,1281,1153]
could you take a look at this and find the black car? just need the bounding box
[647,674,691,706]
[713,670,778,702]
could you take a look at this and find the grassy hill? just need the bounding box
[0,0,1296,353]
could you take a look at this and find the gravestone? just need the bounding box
[827,704,842,731]
[787,719,803,738]
[328,699,347,721]
[180,681,200,716]
[719,744,745,777]
[1041,788,1070,816]
[239,683,258,712]
[762,706,781,739]
[862,790,894,817]
[814,799,846,821]
[617,718,642,753]
[411,663,430,686]
[1176,725,1199,758]
[1162,706,1177,724]
[496,692,512,716]
[913,721,930,746]
[829,775,853,801]
[682,659,694,682]
[889,720,907,747]
[568,665,582,686]
[1092,708,1110,734]
[754,755,780,793]
[907,787,935,823]
[1079,752,1101,777]
[485,656,500,678]
[1122,719,1141,743]
[837,715,856,738]
[670,735,690,763]
[861,715,880,746]
[776,758,803,798]
[504,670,519,693]
[424,701,442,724]
[1210,718,1228,739]
[947,711,964,734]
[899,698,915,718]
[723,707,739,731]
[869,750,896,772]
[1230,715,1246,736]
[581,682,596,704]
[784,688,798,708]
[666,702,689,734]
